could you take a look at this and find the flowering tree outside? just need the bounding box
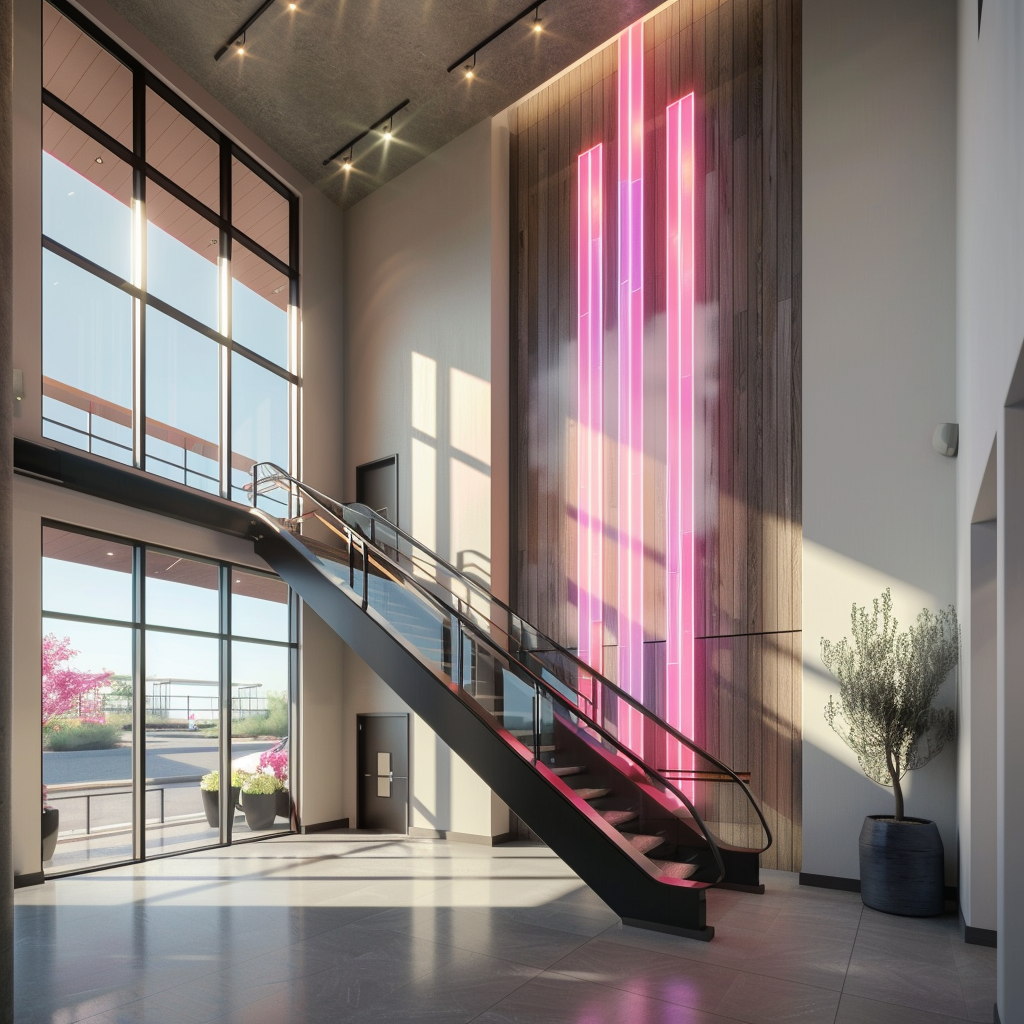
[42,633,113,727]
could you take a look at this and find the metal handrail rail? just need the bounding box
[252,462,772,859]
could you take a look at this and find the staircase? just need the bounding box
[249,464,772,939]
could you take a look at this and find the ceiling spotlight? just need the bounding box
[95,156,103,164]
[533,8,542,31]
[106,551,114,557]
[322,98,410,167]
[237,45,245,55]
[465,52,476,79]
[288,2,297,7]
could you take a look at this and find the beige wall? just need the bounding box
[802,0,959,882]
[340,117,510,840]
[10,0,346,874]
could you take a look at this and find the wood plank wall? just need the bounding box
[508,0,802,871]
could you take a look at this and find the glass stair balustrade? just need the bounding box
[248,462,774,937]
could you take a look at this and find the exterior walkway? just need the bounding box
[14,834,995,1023]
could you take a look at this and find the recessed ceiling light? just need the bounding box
[106,551,114,557]
[67,191,74,196]
[288,2,296,8]
[95,156,103,164]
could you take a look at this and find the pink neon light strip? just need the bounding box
[617,22,644,746]
[666,94,696,786]
[577,144,604,698]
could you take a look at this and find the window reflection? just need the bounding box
[232,242,288,369]
[43,114,131,278]
[147,186,219,329]
[43,2,132,148]
[231,353,290,507]
[146,88,219,211]
[42,249,133,463]
[232,156,289,264]
[145,308,220,494]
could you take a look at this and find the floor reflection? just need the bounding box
[15,835,994,1024]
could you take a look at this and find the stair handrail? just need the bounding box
[251,462,772,856]
[253,476,729,881]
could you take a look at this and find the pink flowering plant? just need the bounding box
[258,748,288,783]
[42,634,113,727]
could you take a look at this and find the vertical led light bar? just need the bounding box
[577,145,604,702]
[666,94,696,787]
[617,22,645,744]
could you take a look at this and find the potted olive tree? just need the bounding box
[821,588,958,916]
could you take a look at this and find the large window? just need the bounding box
[41,1,298,503]
[42,523,296,876]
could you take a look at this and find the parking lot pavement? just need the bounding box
[43,732,279,784]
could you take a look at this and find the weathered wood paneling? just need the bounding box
[509,0,801,870]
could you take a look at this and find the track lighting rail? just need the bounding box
[214,0,277,61]
[322,99,411,167]
[446,0,544,74]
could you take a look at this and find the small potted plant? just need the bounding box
[42,785,59,862]
[199,769,247,829]
[822,588,958,916]
[240,771,284,830]
[258,749,290,820]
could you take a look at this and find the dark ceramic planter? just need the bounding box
[201,787,241,828]
[41,807,59,862]
[859,815,944,917]
[241,792,278,831]
[276,788,290,821]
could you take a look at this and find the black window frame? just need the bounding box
[41,0,300,499]
[40,518,298,878]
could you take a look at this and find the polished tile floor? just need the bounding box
[14,834,996,1024]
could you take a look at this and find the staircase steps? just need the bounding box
[600,809,638,828]
[572,787,611,801]
[653,859,700,880]
[628,834,666,856]
[551,765,585,777]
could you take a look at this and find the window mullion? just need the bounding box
[218,565,232,845]
[219,142,232,500]
[131,544,146,861]
[132,71,146,472]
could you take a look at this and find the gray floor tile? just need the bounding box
[844,949,968,1019]
[472,971,734,1024]
[13,835,1004,1024]
[713,971,841,1024]
[835,993,972,1024]
[549,936,740,1012]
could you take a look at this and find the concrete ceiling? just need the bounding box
[101,0,663,209]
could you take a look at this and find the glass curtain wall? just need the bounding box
[41,0,299,502]
[42,523,296,877]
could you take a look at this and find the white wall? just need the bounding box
[340,117,510,840]
[802,0,958,882]
[956,0,1024,1011]
[9,0,348,870]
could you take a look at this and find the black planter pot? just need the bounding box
[41,807,60,862]
[276,788,290,821]
[859,815,945,917]
[201,787,241,829]
[241,792,278,831]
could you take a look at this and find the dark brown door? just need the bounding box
[356,456,398,525]
[357,714,409,832]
